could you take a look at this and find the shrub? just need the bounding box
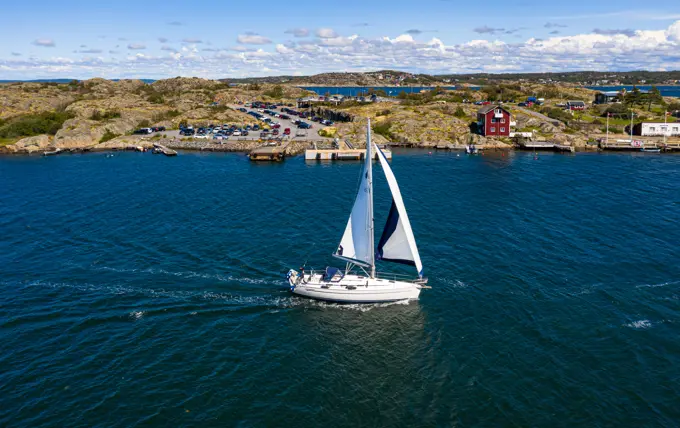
[148,92,165,104]
[454,107,466,118]
[0,111,74,138]
[152,110,181,122]
[372,121,394,140]
[99,130,119,143]
[264,85,284,99]
[91,109,121,121]
[138,119,151,128]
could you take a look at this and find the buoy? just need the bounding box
[428,151,432,155]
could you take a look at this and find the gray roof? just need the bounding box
[567,100,586,105]
[477,105,506,114]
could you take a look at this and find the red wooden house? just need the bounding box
[476,105,511,137]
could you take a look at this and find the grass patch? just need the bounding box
[91,109,121,121]
[372,120,395,140]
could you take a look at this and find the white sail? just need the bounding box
[375,144,424,277]
[333,124,374,269]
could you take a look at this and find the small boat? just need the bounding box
[287,120,427,303]
[640,148,661,153]
[42,148,62,156]
[466,144,479,154]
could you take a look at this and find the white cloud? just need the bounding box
[4,20,680,79]
[182,38,203,44]
[127,43,146,50]
[285,28,309,37]
[33,39,55,47]
[237,34,272,44]
[316,28,338,39]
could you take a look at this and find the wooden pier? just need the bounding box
[516,141,575,153]
[305,141,392,160]
[599,140,658,151]
[153,143,177,156]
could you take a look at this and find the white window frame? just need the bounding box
[500,127,506,132]
[490,127,496,132]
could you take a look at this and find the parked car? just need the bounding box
[272,124,281,129]
[253,124,260,131]
[134,128,153,135]
[260,131,269,138]
[272,129,279,135]
[242,130,249,136]
[213,134,225,140]
[233,131,241,136]
[151,126,166,132]
[283,128,291,135]
[238,108,247,112]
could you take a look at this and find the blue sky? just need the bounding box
[1,0,680,79]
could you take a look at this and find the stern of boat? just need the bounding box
[286,269,300,291]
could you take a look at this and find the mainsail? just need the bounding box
[375,145,424,277]
[333,123,374,269]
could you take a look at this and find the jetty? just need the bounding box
[305,140,392,160]
[516,141,575,153]
[599,140,658,151]
[249,144,285,161]
[153,143,177,156]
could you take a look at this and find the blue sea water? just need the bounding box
[1,150,680,427]
[300,86,460,97]
[587,85,680,98]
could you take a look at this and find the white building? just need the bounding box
[633,122,680,137]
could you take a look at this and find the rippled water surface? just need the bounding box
[1,150,679,427]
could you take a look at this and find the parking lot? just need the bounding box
[151,104,335,143]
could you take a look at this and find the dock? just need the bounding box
[599,140,658,151]
[42,148,63,156]
[249,144,285,161]
[305,141,392,160]
[516,141,575,153]
[153,143,177,156]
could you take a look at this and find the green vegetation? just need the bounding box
[99,130,120,143]
[137,119,151,128]
[263,85,284,98]
[90,109,121,121]
[540,107,572,122]
[0,111,73,138]
[372,121,395,140]
[152,109,181,122]
[454,107,466,118]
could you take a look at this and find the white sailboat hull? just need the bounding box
[288,272,421,303]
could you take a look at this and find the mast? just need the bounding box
[366,119,375,278]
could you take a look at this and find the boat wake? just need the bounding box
[80,264,280,285]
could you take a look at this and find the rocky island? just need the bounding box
[1,72,678,155]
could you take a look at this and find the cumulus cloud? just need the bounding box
[182,38,203,43]
[473,26,504,35]
[593,28,636,37]
[5,19,680,79]
[316,28,338,38]
[237,34,272,44]
[33,39,55,47]
[127,43,146,50]
[158,37,169,43]
[285,28,309,37]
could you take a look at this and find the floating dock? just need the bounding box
[153,143,177,156]
[305,141,392,161]
[249,145,285,161]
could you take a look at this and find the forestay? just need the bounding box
[375,145,424,277]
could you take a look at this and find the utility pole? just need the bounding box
[606,113,610,145]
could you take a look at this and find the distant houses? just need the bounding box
[477,105,511,137]
[566,100,586,111]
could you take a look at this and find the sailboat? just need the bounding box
[287,119,428,303]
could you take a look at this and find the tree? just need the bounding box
[624,86,641,106]
[453,107,466,118]
[647,85,664,111]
